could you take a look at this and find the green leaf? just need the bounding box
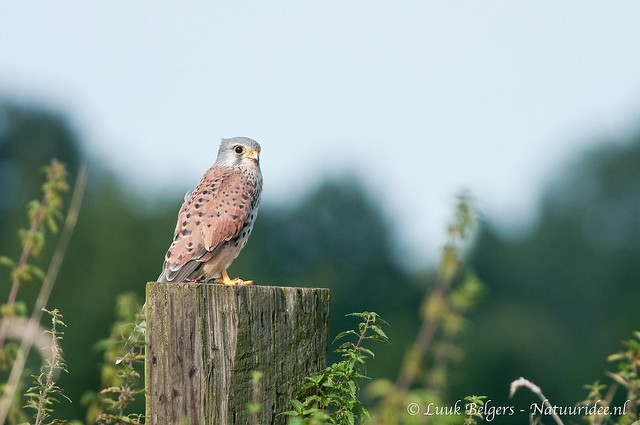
[302,395,323,406]
[290,399,304,412]
[0,256,15,269]
[368,335,389,344]
[26,199,41,221]
[29,265,46,281]
[332,330,358,343]
[14,301,28,316]
[369,324,389,341]
[306,374,324,385]
[46,215,60,234]
[356,347,375,358]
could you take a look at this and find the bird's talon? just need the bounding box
[215,269,254,285]
[213,277,253,286]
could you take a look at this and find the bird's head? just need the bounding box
[215,137,261,168]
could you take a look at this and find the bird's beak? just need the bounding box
[247,150,260,163]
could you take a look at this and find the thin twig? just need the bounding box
[0,191,50,349]
[0,164,87,425]
[394,283,449,392]
[355,316,372,349]
[592,382,619,425]
[393,194,473,394]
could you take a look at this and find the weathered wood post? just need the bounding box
[145,282,330,425]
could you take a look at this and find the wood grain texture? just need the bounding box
[145,282,330,425]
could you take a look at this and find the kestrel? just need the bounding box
[157,137,262,285]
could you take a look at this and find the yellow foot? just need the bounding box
[214,269,254,286]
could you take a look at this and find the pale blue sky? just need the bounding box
[1,2,640,267]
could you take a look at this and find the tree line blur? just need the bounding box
[1,99,639,422]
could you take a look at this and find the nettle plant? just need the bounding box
[0,160,147,425]
[283,312,390,425]
[0,159,75,425]
[284,194,487,425]
[510,331,640,425]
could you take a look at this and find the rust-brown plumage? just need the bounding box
[158,137,262,285]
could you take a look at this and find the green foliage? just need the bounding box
[1,100,639,425]
[2,102,173,420]
[85,293,145,425]
[0,159,70,355]
[578,331,640,425]
[283,312,389,425]
[23,309,70,425]
[0,160,144,424]
[462,395,488,425]
[366,193,484,425]
[507,329,640,425]
[0,158,75,425]
[467,138,640,406]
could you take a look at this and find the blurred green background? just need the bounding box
[1,99,638,422]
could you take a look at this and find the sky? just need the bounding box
[1,2,640,268]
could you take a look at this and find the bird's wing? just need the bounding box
[160,167,257,282]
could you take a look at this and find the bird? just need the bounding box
[117,137,262,355]
[157,137,262,285]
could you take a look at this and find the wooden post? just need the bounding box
[145,282,330,425]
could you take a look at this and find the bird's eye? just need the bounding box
[234,145,245,155]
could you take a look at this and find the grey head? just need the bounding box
[214,137,261,169]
